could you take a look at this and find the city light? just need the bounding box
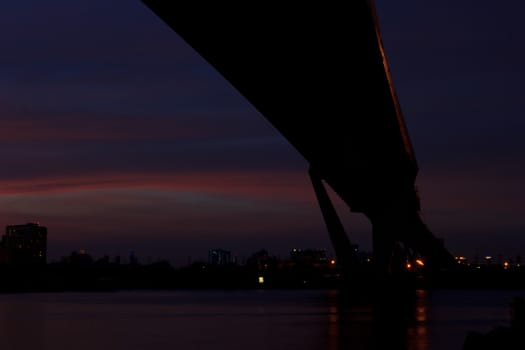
[415,259,425,266]
[455,256,467,263]
[258,276,264,284]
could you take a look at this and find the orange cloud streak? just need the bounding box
[0,170,315,203]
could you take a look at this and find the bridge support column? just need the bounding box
[309,167,357,275]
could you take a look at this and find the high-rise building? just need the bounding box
[1,223,47,264]
[208,249,231,266]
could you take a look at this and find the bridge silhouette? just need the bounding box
[142,1,455,278]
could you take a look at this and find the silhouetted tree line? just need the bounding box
[0,249,525,292]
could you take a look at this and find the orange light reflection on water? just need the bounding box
[407,289,429,350]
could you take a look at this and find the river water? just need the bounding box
[0,289,520,350]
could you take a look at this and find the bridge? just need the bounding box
[141,1,455,277]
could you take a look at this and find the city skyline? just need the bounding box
[1,221,518,271]
[1,1,525,264]
[1,220,522,269]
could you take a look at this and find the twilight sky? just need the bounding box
[1,1,524,265]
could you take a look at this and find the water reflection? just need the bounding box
[408,289,429,350]
[0,295,47,349]
[326,288,429,350]
[327,304,339,350]
[0,290,512,350]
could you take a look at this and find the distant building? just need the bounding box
[129,251,139,265]
[246,249,278,270]
[1,223,47,264]
[64,249,93,265]
[208,249,231,266]
[290,248,329,266]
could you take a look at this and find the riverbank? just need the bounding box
[0,261,525,293]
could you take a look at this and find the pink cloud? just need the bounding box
[0,170,315,202]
